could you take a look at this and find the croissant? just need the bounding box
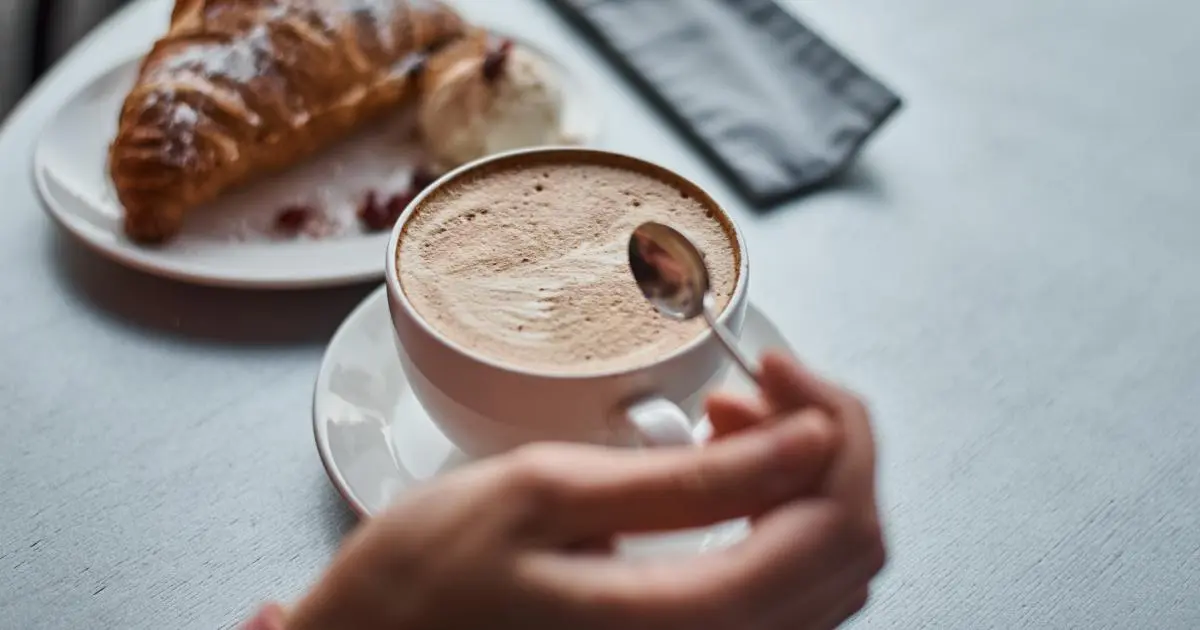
[108,0,468,244]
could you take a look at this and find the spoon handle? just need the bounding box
[702,295,760,384]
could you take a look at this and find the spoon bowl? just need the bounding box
[628,222,711,320]
[629,221,759,382]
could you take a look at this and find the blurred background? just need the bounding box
[0,0,127,120]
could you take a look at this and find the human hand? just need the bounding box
[285,352,883,630]
[702,351,886,628]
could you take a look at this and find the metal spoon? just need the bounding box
[628,221,759,382]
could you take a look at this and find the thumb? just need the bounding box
[532,410,839,543]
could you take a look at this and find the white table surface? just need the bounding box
[2,0,1198,628]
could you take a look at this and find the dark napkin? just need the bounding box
[543,0,902,207]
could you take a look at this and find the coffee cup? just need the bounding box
[384,147,749,456]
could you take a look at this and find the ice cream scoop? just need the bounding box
[417,39,569,171]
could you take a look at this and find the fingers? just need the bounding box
[817,383,876,504]
[739,499,882,629]
[564,536,615,556]
[507,410,839,543]
[529,355,881,629]
[711,499,884,629]
[757,352,877,503]
[808,587,871,630]
[514,354,883,629]
[521,498,885,630]
[705,392,767,438]
[707,351,859,429]
[825,587,872,630]
[730,497,885,601]
[758,351,854,415]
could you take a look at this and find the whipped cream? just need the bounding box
[418,43,567,170]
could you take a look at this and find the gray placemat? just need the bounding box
[545,0,903,206]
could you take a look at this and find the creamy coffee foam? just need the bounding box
[397,159,739,374]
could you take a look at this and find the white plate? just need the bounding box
[313,288,795,555]
[33,34,602,289]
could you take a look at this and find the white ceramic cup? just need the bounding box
[385,148,750,457]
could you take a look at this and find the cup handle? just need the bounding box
[624,397,697,447]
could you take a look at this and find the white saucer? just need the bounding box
[33,32,601,290]
[313,287,796,554]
